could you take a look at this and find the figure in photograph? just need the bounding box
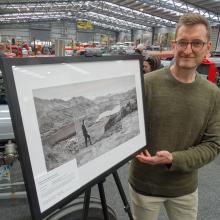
[81,119,92,147]
[129,13,220,220]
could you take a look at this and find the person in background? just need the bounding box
[135,43,144,55]
[129,13,220,220]
[143,55,162,74]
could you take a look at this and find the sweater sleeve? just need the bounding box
[170,89,220,172]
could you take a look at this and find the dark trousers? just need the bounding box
[84,133,92,147]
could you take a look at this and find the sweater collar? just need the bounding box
[166,67,202,86]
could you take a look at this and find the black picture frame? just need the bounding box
[0,55,147,220]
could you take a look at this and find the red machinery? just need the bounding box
[197,57,218,84]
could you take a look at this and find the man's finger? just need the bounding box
[143,150,151,157]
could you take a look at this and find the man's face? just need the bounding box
[143,60,152,74]
[173,24,212,70]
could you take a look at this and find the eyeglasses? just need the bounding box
[175,40,207,51]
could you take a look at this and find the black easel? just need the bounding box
[82,170,134,220]
[112,171,133,220]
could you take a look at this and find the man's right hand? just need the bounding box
[136,150,173,165]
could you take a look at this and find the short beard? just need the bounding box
[177,62,198,70]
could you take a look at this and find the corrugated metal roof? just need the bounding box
[0,0,219,32]
[182,0,220,15]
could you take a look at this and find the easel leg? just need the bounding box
[113,171,134,220]
[83,188,91,220]
[98,180,110,220]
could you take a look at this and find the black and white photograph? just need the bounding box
[0,56,147,218]
[33,75,139,171]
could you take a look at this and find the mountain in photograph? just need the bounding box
[34,87,140,170]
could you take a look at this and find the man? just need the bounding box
[81,119,92,147]
[129,13,220,220]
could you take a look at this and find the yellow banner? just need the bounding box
[77,20,93,30]
[101,35,109,45]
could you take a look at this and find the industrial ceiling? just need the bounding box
[0,0,219,32]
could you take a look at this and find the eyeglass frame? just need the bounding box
[174,40,208,51]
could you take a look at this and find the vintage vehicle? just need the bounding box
[148,50,174,60]
[84,47,103,57]
[111,42,127,52]
[211,51,220,57]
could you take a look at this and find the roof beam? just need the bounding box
[131,0,220,23]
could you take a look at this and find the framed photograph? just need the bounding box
[0,55,147,219]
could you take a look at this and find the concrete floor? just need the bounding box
[1,155,220,220]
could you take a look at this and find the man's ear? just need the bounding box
[207,41,212,52]
[205,41,212,57]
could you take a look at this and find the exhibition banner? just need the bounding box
[77,20,94,30]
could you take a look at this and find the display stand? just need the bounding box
[0,56,146,220]
[83,170,134,220]
[112,171,133,220]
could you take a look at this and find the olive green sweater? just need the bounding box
[129,67,220,197]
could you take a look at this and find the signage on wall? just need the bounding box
[76,20,93,30]
[100,35,109,45]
